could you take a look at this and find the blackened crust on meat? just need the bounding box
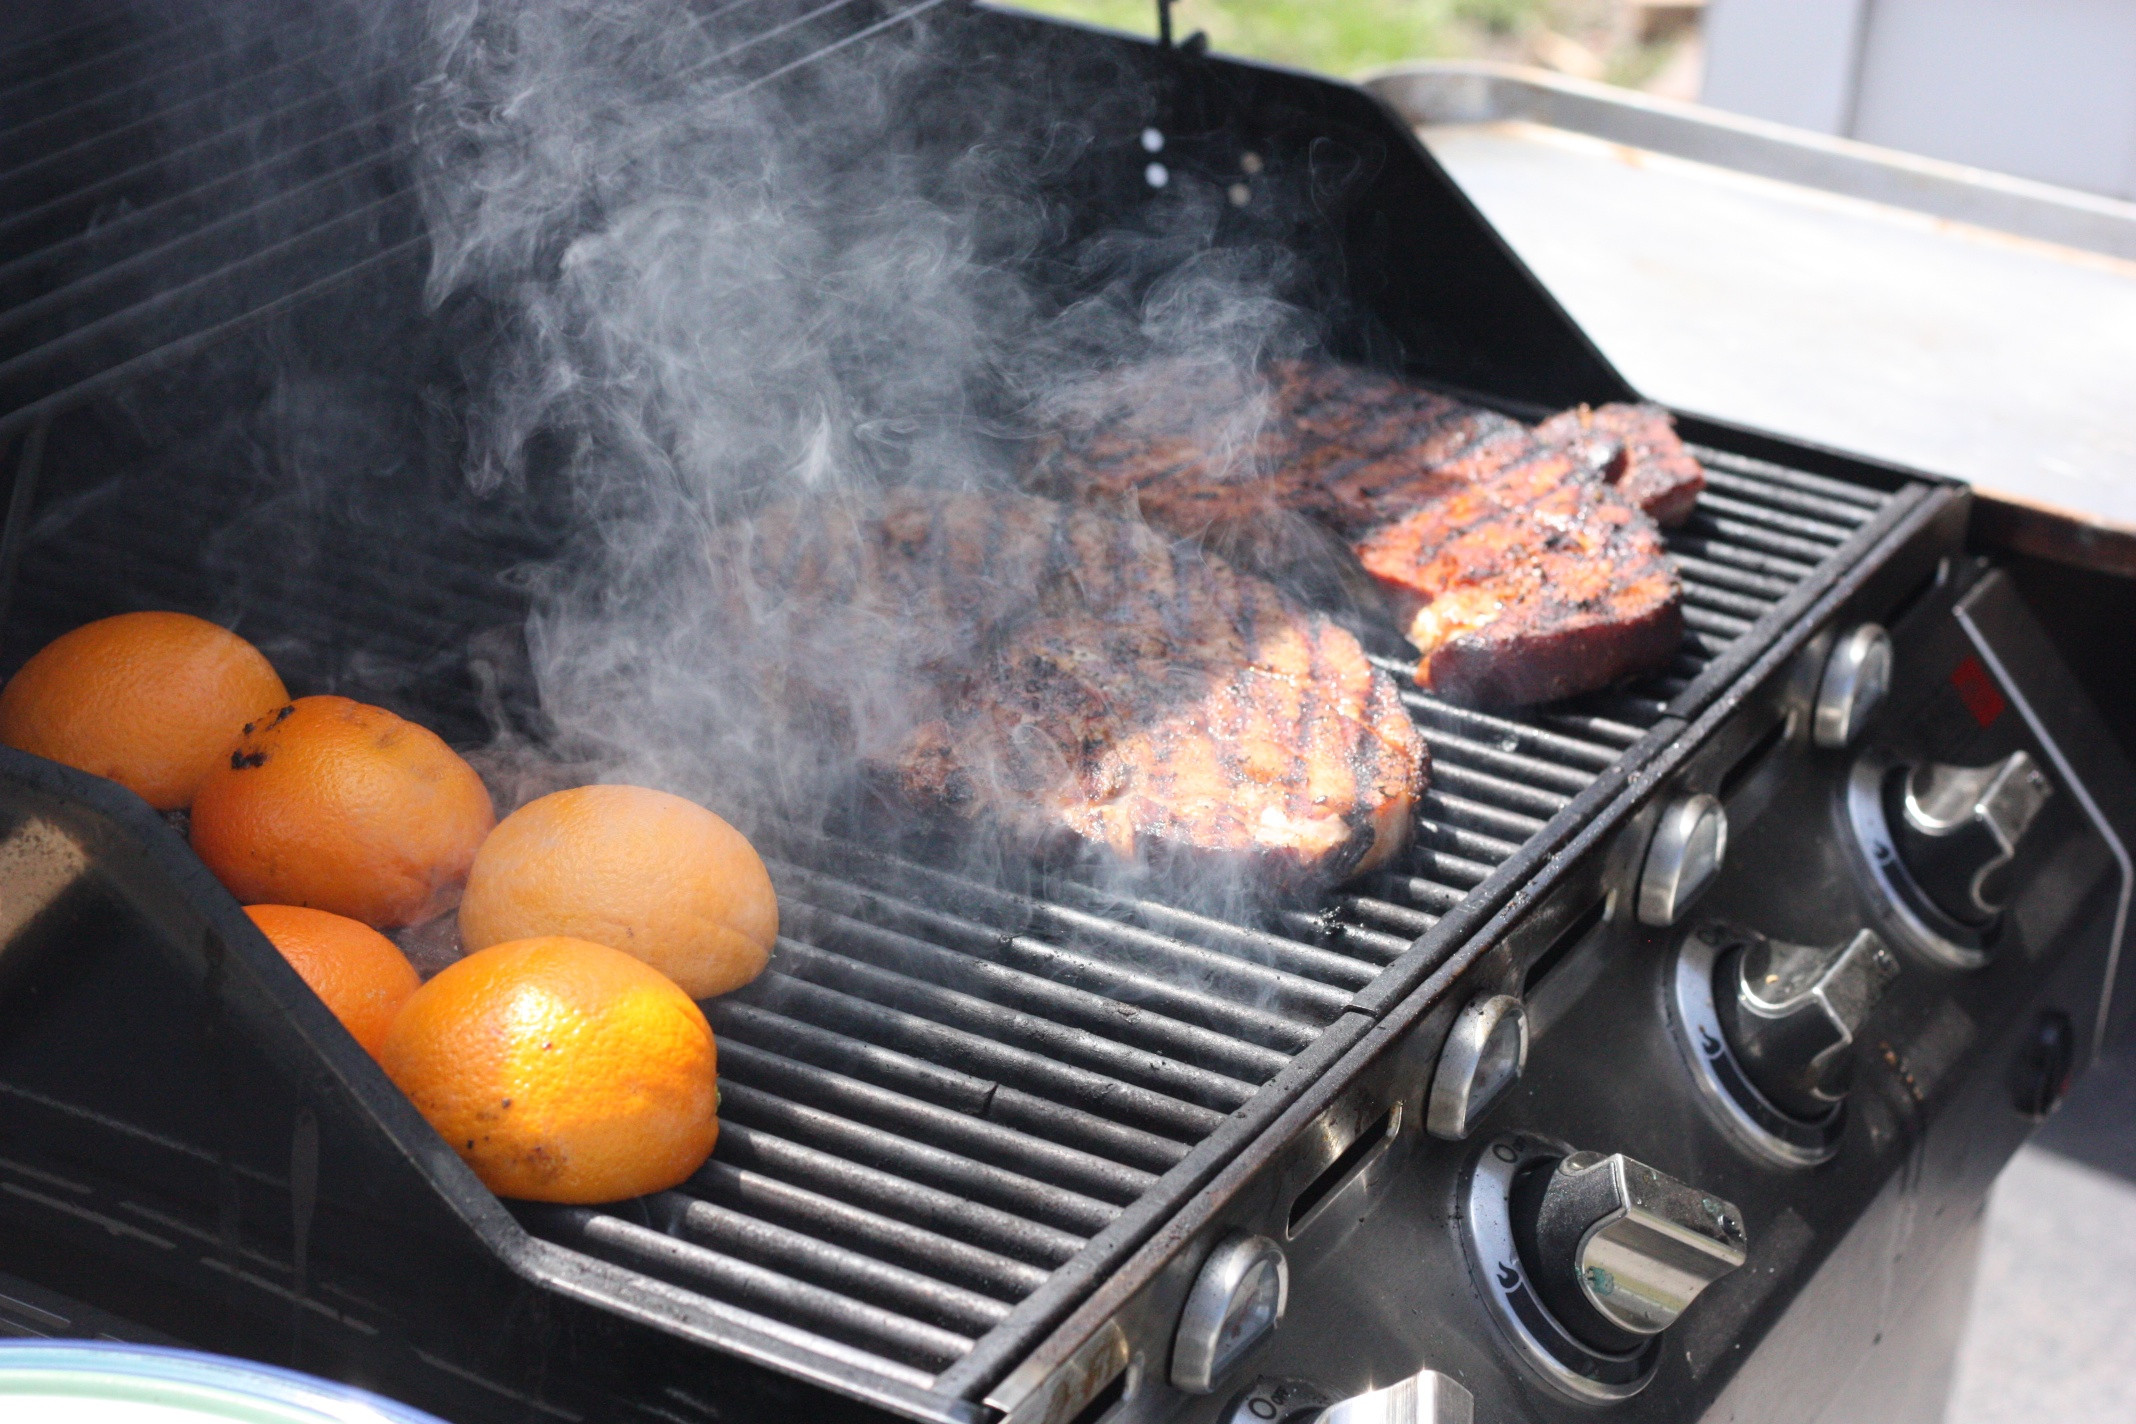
[1353,450,1684,706]
[725,491,1427,891]
[1533,402,1706,528]
[1032,358,1693,707]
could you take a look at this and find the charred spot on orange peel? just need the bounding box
[230,750,268,770]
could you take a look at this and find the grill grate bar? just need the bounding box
[1691,489,1856,545]
[714,1124,1086,1267]
[1267,907,1413,959]
[1679,577,1779,620]
[1387,688,1621,771]
[761,935,1259,1113]
[707,1000,1191,1174]
[0,17,353,172]
[1695,465,1880,525]
[1532,709,1646,746]
[1414,816,1524,865]
[1325,922,1417,962]
[692,1161,1052,1300]
[0,86,404,264]
[0,14,235,117]
[747,962,1236,1135]
[0,43,395,210]
[533,1206,974,1372]
[1585,690,1674,726]
[0,149,403,353]
[772,865,1317,1059]
[1429,761,1574,819]
[1336,891,1446,933]
[1399,844,1498,886]
[1682,604,1754,638]
[0,112,400,297]
[1682,510,1846,565]
[718,1082,1120,1238]
[1668,532,1820,581]
[0,12,180,99]
[775,886,1297,1082]
[1686,443,1891,508]
[788,831,1372,1003]
[714,1041,1157,1205]
[659,1193,1016,1335]
[0,191,421,410]
[1422,789,1549,842]
[1671,553,1795,600]
[1419,727,1598,795]
[1680,628,1736,662]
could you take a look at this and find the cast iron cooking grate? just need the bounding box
[0,1,1908,1405]
[512,454,1895,1390]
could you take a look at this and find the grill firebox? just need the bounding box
[0,7,1987,1424]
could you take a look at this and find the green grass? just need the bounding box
[996,0,1556,78]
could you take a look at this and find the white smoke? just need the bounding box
[412,0,1326,864]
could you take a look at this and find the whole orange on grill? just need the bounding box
[191,695,495,928]
[458,784,776,1000]
[0,611,288,811]
[243,904,420,1060]
[379,935,720,1203]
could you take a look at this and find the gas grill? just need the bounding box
[1,5,2129,1424]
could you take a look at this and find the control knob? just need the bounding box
[1715,928,1900,1120]
[1811,624,1893,749]
[1224,1367,1473,1424]
[1511,1151,1747,1355]
[1886,751,2052,926]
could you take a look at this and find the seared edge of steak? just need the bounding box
[1031,360,1695,707]
[1533,401,1706,528]
[1355,462,1683,707]
[727,490,1428,888]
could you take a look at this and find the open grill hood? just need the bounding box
[0,4,1961,1422]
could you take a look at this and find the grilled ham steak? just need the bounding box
[1031,358,1695,705]
[718,491,1426,887]
[1353,452,1684,705]
[1533,402,1706,527]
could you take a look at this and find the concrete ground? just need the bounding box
[1944,1050,2136,1421]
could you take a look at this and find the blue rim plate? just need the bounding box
[0,1341,448,1422]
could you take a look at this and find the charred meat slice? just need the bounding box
[727,491,1427,887]
[1533,402,1706,527]
[1033,359,1694,706]
[1355,455,1684,706]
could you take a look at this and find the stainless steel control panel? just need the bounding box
[1176,560,2135,1424]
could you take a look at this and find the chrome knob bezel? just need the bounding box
[1459,1136,1659,1404]
[1813,624,1893,749]
[1637,793,1729,927]
[1670,924,1847,1168]
[1844,752,1994,969]
[1171,1231,1289,1394]
[1426,994,1527,1141]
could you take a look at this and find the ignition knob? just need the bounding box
[1512,1152,1747,1355]
[1812,624,1893,749]
[1887,751,2052,926]
[1636,793,1728,927]
[1715,928,1899,1119]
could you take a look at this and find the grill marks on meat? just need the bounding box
[1534,402,1706,527]
[1033,359,1698,706]
[1356,457,1684,706]
[722,491,1427,888]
